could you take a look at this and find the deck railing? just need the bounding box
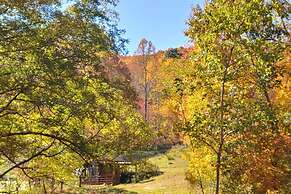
[80,175,113,185]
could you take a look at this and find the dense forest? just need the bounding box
[0,0,290,194]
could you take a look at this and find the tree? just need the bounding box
[186,0,289,193]
[134,38,156,122]
[0,0,151,190]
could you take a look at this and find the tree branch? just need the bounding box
[0,141,55,179]
[0,131,89,163]
[0,92,21,114]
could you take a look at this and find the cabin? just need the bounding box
[80,161,120,185]
[79,157,132,186]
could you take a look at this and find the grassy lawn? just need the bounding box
[69,146,198,194]
[112,146,197,194]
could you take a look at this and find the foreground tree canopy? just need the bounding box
[0,0,151,187]
[184,0,290,193]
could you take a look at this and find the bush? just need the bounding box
[120,161,162,183]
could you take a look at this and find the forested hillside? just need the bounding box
[0,0,290,193]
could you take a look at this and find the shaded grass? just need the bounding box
[73,186,137,194]
[22,186,138,194]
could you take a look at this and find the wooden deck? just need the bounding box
[80,175,115,185]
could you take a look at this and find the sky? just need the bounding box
[116,0,204,54]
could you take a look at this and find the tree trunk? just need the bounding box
[144,83,148,122]
[215,64,227,194]
[144,55,149,122]
[42,180,47,194]
[28,180,32,191]
[215,146,222,194]
[79,176,82,187]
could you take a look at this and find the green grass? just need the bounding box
[112,146,198,194]
[68,146,198,194]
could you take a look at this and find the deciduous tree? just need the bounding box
[186,0,289,193]
[0,0,151,191]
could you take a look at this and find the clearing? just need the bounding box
[79,146,199,194]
